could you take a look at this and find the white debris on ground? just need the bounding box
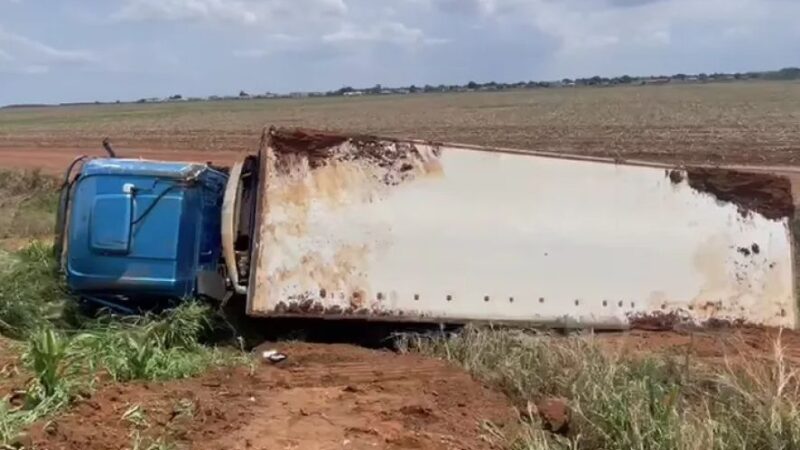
[261,349,287,364]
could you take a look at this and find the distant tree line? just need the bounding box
[3,68,800,109]
[318,67,800,97]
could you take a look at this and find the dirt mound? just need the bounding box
[27,343,514,450]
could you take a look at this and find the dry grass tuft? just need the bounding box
[0,170,59,241]
[403,326,800,450]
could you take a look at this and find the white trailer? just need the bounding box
[221,128,799,330]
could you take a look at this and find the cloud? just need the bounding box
[424,0,794,56]
[323,22,448,46]
[234,20,448,59]
[233,33,309,58]
[113,0,347,25]
[607,0,664,7]
[3,0,799,106]
[0,28,97,74]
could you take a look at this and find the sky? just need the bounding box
[0,0,798,105]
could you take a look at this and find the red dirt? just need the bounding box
[0,147,244,175]
[596,326,800,364]
[686,167,795,220]
[269,128,350,162]
[535,397,570,434]
[27,342,515,450]
[0,338,27,399]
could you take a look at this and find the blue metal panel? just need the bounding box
[65,158,228,305]
[90,195,132,254]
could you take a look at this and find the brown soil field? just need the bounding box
[1,82,799,172]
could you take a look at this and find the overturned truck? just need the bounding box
[57,127,800,329]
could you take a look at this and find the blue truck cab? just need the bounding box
[63,158,228,310]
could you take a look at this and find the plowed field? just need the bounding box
[1,82,800,172]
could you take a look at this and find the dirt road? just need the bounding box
[0,146,244,174]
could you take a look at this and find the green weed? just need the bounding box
[0,241,73,338]
[0,329,76,447]
[0,241,249,446]
[24,328,71,399]
[73,302,243,382]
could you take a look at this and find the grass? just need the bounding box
[0,241,73,338]
[0,238,248,446]
[404,327,800,450]
[72,302,246,382]
[0,170,59,241]
[0,298,246,446]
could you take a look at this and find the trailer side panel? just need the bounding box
[247,131,797,329]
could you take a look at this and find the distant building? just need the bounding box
[644,78,670,85]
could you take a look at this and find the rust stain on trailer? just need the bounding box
[692,234,731,302]
[643,232,793,326]
[252,127,446,316]
[267,162,380,239]
[689,234,755,322]
[269,244,371,297]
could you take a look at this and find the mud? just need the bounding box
[686,168,795,220]
[269,128,349,166]
[667,169,684,184]
[628,311,689,331]
[268,127,438,185]
[629,311,752,332]
[27,342,514,450]
[272,298,423,320]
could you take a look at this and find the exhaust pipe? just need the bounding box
[102,138,117,158]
